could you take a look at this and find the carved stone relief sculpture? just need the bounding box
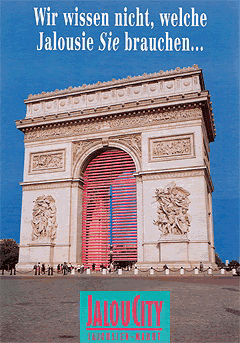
[111,134,142,158]
[30,150,65,173]
[153,138,191,157]
[24,107,202,142]
[31,195,57,241]
[149,134,194,162]
[154,182,191,236]
[72,139,101,164]
[72,133,142,167]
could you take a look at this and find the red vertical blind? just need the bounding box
[82,148,137,269]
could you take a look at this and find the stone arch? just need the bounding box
[80,146,138,269]
[72,138,141,179]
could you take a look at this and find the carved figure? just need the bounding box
[31,195,57,241]
[154,182,191,235]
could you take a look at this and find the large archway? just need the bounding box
[82,147,137,270]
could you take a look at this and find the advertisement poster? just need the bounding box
[1,1,239,343]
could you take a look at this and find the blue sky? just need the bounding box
[1,1,239,262]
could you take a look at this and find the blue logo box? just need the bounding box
[80,291,170,342]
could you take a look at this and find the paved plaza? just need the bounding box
[0,274,239,343]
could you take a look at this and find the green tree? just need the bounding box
[0,239,19,270]
[229,260,239,268]
[215,253,223,268]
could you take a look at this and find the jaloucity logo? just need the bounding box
[79,291,170,342]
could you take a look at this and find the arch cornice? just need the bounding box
[72,134,141,178]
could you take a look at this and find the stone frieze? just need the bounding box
[29,150,65,173]
[24,107,202,142]
[149,134,194,162]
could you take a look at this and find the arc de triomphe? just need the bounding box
[16,65,216,270]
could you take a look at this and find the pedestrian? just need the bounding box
[71,266,75,275]
[81,264,84,274]
[57,264,60,273]
[63,262,68,275]
[200,262,204,272]
[37,263,41,275]
[48,265,51,275]
[33,263,37,275]
[92,263,96,272]
[41,263,45,275]
[50,266,53,275]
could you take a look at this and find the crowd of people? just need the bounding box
[32,261,136,275]
[57,263,85,275]
[5,260,239,276]
[33,263,54,275]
